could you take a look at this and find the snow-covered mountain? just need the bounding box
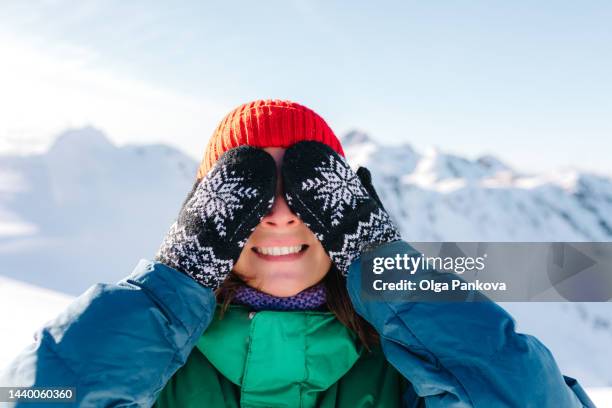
[0,127,611,387]
[342,130,612,242]
[0,126,198,293]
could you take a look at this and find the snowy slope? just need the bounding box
[0,274,73,369]
[0,126,197,294]
[0,126,611,388]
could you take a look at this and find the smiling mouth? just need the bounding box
[252,244,309,261]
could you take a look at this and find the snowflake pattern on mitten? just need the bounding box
[300,154,369,226]
[282,141,401,276]
[156,146,277,289]
[184,164,260,237]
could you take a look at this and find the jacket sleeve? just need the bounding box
[346,240,596,408]
[0,259,216,407]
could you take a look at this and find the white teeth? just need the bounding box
[255,245,303,256]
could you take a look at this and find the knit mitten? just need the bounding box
[156,146,276,289]
[281,141,401,276]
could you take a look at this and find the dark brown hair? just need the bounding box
[215,266,380,350]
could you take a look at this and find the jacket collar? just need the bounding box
[197,305,362,406]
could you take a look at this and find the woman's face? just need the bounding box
[232,147,332,297]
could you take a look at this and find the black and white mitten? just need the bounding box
[156,146,276,289]
[282,141,401,276]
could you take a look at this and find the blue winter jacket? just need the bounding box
[0,241,595,407]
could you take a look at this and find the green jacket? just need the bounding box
[155,305,409,407]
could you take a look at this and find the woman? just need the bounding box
[1,100,594,407]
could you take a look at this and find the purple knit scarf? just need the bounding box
[231,283,327,311]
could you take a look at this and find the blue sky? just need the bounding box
[0,1,611,175]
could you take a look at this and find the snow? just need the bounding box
[343,134,612,242]
[0,126,610,396]
[0,127,197,295]
[588,388,612,407]
[0,274,73,370]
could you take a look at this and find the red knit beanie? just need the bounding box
[196,99,344,179]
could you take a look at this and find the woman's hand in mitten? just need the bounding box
[156,146,277,289]
[281,141,401,276]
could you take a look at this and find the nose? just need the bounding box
[260,183,300,228]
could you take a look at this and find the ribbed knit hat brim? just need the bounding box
[197,99,344,179]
